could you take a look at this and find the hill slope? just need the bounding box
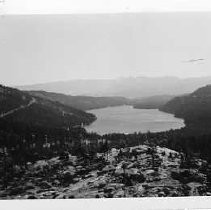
[1,144,210,198]
[0,84,97,165]
[160,85,211,125]
[133,95,175,109]
[0,85,96,130]
[27,91,130,111]
[0,85,32,115]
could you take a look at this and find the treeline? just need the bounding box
[0,126,99,164]
[2,120,211,165]
[102,126,211,162]
[164,128,211,162]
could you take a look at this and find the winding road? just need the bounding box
[0,97,36,118]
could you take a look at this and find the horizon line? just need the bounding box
[9,75,211,87]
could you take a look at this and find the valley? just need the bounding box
[2,12,211,202]
[0,83,211,199]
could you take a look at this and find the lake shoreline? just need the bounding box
[85,105,185,135]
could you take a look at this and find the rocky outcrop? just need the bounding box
[0,144,211,199]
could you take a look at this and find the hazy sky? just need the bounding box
[1,13,211,85]
[3,0,211,14]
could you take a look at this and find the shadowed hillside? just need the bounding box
[0,85,32,115]
[160,85,211,125]
[0,85,96,129]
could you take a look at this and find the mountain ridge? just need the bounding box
[27,90,130,111]
[17,76,211,98]
[160,84,211,125]
[0,84,96,130]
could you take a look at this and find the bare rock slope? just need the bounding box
[1,144,210,199]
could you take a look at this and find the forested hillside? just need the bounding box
[28,90,130,110]
[0,85,32,114]
[0,85,96,163]
[160,85,211,125]
[133,95,175,109]
[0,85,95,129]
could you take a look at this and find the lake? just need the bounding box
[85,105,185,135]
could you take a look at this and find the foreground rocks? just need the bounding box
[0,144,211,199]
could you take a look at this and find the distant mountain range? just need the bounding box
[17,76,211,98]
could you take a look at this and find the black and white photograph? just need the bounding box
[1,0,211,209]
